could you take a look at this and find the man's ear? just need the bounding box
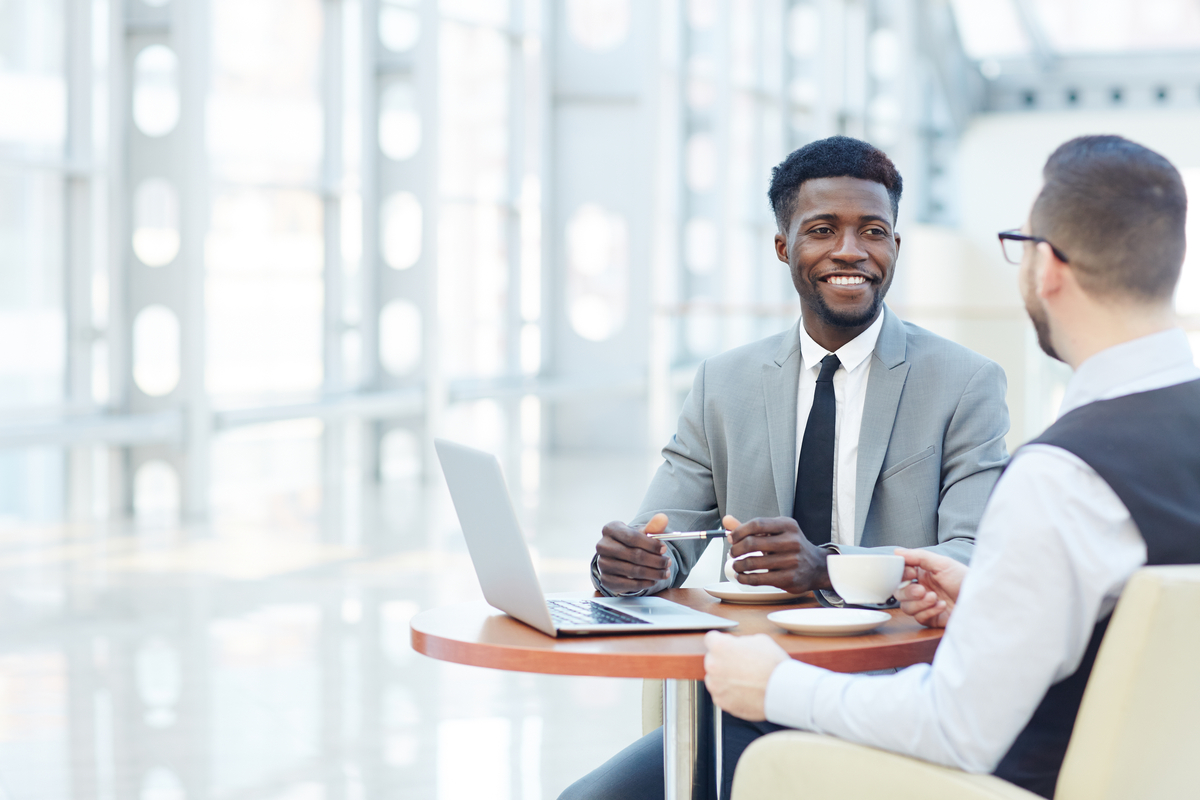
[774,232,789,264]
[1035,241,1066,299]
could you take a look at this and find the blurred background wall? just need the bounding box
[4,2,1200,799]
[2,0,1200,525]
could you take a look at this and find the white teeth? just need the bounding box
[828,275,866,286]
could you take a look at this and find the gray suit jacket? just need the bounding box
[594,306,1010,593]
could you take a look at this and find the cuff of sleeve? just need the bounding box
[590,555,614,596]
[764,658,830,731]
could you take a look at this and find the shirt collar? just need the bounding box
[1058,328,1197,417]
[797,311,885,374]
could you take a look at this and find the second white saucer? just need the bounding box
[767,608,891,636]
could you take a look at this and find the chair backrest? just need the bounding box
[1055,565,1200,800]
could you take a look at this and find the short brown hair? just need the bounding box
[1032,135,1186,302]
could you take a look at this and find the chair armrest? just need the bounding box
[731,731,1039,800]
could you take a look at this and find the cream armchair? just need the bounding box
[731,565,1200,800]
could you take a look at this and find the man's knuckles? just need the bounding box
[597,559,660,581]
[598,540,666,564]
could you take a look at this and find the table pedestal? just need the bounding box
[663,678,716,800]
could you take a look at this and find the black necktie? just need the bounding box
[794,354,840,545]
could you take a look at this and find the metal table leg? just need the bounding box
[663,678,715,800]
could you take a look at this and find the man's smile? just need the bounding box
[818,272,875,288]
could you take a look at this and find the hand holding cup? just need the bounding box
[893,547,968,628]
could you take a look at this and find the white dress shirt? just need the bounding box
[796,313,883,546]
[764,328,1200,773]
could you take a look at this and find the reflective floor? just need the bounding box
[0,444,727,800]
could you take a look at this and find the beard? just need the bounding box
[803,273,892,329]
[1024,296,1063,362]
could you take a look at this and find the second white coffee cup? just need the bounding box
[826,554,904,604]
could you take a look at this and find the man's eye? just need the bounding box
[809,226,834,235]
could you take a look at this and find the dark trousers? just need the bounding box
[557,712,785,800]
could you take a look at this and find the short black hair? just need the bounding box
[1033,135,1186,302]
[768,136,903,230]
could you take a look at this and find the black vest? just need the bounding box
[992,379,1200,798]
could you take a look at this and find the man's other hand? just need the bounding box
[724,515,833,594]
[595,513,672,594]
[894,547,968,629]
[703,632,788,721]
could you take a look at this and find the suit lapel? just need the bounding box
[763,320,803,518]
[854,307,909,543]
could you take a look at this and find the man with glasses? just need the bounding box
[705,134,1200,798]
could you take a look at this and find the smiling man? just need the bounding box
[562,137,1012,800]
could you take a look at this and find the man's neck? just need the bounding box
[802,311,882,353]
[1056,303,1177,369]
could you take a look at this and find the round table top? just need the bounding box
[410,588,943,680]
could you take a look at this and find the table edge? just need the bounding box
[411,621,940,680]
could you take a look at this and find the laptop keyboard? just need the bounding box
[547,599,651,627]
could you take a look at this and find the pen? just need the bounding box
[648,529,730,541]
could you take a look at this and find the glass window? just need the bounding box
[379,300,422,375]
[439,21,509,202]
[439,203,508,377]
[0,0,66,157]
[0,171,65,409]
[206,190,324,398]
[380,0,420,53]
[566,204,629,342]
[684,217,718,275]
[139,768,186,800]
[208,0,323,184]
[380,428,421,480]
[380,192,422,270]
[133,305,181,396]
[1033,0,1200,53]
[379,80,421,161]
[133,178,181,267]
[133,45,180,137]
[685,133,717,193]
[566,0,630,52]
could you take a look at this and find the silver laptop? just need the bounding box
[434,439,738,637]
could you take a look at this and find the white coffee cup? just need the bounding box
[725,551,766,582]
[826,554,904,604]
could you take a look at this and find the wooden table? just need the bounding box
[411,588,943,800]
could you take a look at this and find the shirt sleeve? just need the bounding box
[762,445,1147,772]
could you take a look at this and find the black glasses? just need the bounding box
[997,230,1069,265]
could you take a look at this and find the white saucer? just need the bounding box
[767,608,891,636]
[703,583,806,604]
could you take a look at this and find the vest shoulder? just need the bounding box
[1039,380,1200,440]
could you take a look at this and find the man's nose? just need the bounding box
[831,231,868,262]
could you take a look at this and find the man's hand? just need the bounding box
[595,512,672,594]
[724,515,833,594]
[703,632,788,721]
[894,547,968,629]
